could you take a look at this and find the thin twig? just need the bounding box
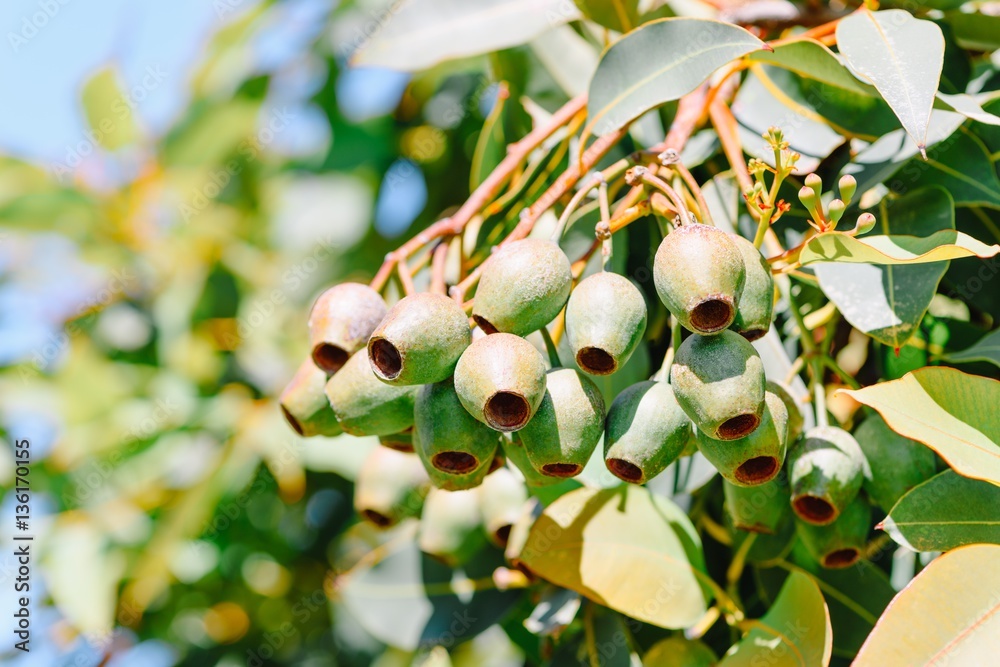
[430,242,449,295]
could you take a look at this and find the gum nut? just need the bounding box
[724,473,792,534]
[414,378,500,489]
[453,333,547,432]
[521,368,606,479]
[378,429,414,453]
[565,271,647,376]
[501,433,563,488]
[324,351,416,436]
[670,330,766,441]
[419,442,496,491]
[368,292,471,386]
[354,447,429,528]
[795,495,871,569]
[472,238,572,336]
[308,282,387,374]
[479,467,528,547]
[603,381,689,484]
[788,425,869,525]
[418,487,488,568]
[280,357,342,437]
[765,380,805,443]
[653,224,746,335]
[695,390,788,486]
[728,234,774,342]
[854,414,937,512]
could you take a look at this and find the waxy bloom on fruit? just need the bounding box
[724,474,792,534]
[788,426,869,525]
[796,495,871,568]
[729,234,774,341]
[565,271,647,375]
[324,351,416,436]
[696,390,788,486]
[765,380,805,443]
[603,381,689,484]
[279,357,342,437]
[454,333,547,432]
[353,447,429,528]
[308,283,387,374]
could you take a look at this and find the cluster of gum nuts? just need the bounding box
[282,219,875,568]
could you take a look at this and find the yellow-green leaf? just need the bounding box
[854,544,1000,665]
[81,66,140,151]
[799,229,1000,267]
[748,39,876,97]
[944,327,1000,368]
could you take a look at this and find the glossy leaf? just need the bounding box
[936,93,1000,126]
[854,544,1000,665]
[748,39,876,97]
[587,18,766,136]
[881,470,1000,551]
[842,367,1000,486]
[574,0,638,33]
[470,84,509,190]
[945,328,1000,368]
[837,9,944,151]
[518,484,711,628]
[799,229,1000,267]
[944,10,1000,51]
[903,130,1000,209]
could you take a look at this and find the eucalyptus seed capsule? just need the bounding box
[729,234,774,341]
[308,283,387,374]
[696,390,788,486]
[453,333,547,432]
[766,380,804,444]
[520,368,606,478]
[796,495,871,568]
[367,292,471,385]
[418,487,487,567]
[603,381,689,484]
[565,271,647,375]
[479,467,528,547]
[724,473,792,534]
[788,426,869,525]
[324,351,416,436]
[472,238,572,336]
[670,330,766,441]
[653,224,746,334]
[378,429,414,453]
[501,433,563,487]
[280,358,342,437]
[414,378,500,490]
[354,447,429,528]
[854,414,937,512]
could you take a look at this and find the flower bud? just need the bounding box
[414,378,500,490]
[324,351,416,436]
[354,447,429,528]
[418,487,487,567]
[671,330,766,441]
[724,473,792,534]
[827,199,846,227]
[479,467,528,547]
[472,238,572,336]
[729,234,775,342]
[603,381,690,484]
[853,212,877,236]
[308,283,387,374]
[378,429,414,453]
[565,271,647,375]
[788,426,869,525]
[798,185,817,214]
[521,368,606,478]
[766,380,804,443]
[838,174,857,205]
[805,173,823,200]
[696,390,788,486]
[501,433,563,487]
[280,358,342,437]
[854,414,937,512]
[796,495,871,568]
[654,225,746,334]
[368,292,471,385]
[454,333,547,432]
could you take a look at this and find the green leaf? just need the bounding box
[837,9,944,152]
[936,93,1000,127]
[897,129,1000,209]
[530,25,600,98]
[470,84,509,191]
[842,367,1000,487]
[800,228,999,269]
[854,544,1000,665]
[574,0,639,33]
[943,10,1000,51]
[881,470,1000,551]
[338,527,521,650]
[945,327,1000,368]
[642,636,718,666]
[81,66,140,151]
[719,570,832,667]
[586,18,766,137]
[748,39,876,97]
[351,0,581,72]
[813,187,956,347]
[518,484,712,628]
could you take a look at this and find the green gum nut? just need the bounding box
[670,330,766,441]
[796,495,871,569]
[696,390,788,486]
[521,368,606,479]
[471,238,572,336]
[565,271,647,375]
[308,282,387,374]
[788,425,869,525]
[367,292,471,385]
[854,414,937,512]
[653,224,746,335]
[378,428,414,453]
[324,351,416,436]
[603,380,689,484]
[501,433,563,487]
[280,358,342,437]
[766,380,804,443]
[479,467,528,547]
[418,487,488,567]
[453,333,547,432]
[729,234,774,342]
[414,378,500,490]
[353,447,429,528]
[724,472,792,534]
